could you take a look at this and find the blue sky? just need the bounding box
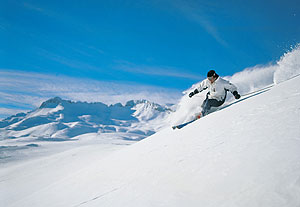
[0,0,299,118]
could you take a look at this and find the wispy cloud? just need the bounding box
[21,1,95,34]
[0,70,181,119]
[0,108,29,120]
[171,0,228,46]
[115,61,203,80]
[23,2,46,14]
[37,48,103,72]
[0,20,7,31]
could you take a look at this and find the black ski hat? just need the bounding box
[207,70,217,77]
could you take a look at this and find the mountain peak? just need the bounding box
[39,97,63,109]
[1,97,171,140]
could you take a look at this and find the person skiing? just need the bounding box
[189,70,241,118]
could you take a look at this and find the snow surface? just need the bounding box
[1,67,300,207]
[1,45,300,206]
[0,99,171,164]
[170,45,300,125]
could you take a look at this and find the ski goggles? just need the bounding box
[207,76,214,81]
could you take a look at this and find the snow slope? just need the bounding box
[0,98,171,140]
[0,98,171,164]
[170,45,300,126]
[1,72,299,206]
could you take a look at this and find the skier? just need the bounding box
[189,70,241,118]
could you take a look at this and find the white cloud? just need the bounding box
[37,48,103,72]
[115,61,203,80]
[171,0,228,46]
[0,70,181,119]
[0,108,29,120]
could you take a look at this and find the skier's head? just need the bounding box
[207,70,219,83]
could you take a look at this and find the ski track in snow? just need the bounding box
[74,188,120,207]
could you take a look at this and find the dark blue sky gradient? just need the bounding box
[1,0,299,89]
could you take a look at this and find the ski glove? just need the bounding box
[189,89,199,98]
[233,91,241,99]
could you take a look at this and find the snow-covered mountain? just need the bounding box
[0,98,172,164]
[1,71,299,207]
[0,97,172,141]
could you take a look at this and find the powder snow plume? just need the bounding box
[169,45,300,126]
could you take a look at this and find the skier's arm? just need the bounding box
[189,80,208,98]
[224,81,240,99]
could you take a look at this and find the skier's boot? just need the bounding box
[196,112,203,119]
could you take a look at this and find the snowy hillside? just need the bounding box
[0,98,171,164]
[1,72,300,207]
[170,45,300,125]
[1,46,300,206]
[0,97,171,139]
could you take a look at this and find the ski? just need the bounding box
[172,119,196,130]
[172,85,274,130]
[172,114,201,130]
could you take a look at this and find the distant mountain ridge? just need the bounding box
[0,97,172,141]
